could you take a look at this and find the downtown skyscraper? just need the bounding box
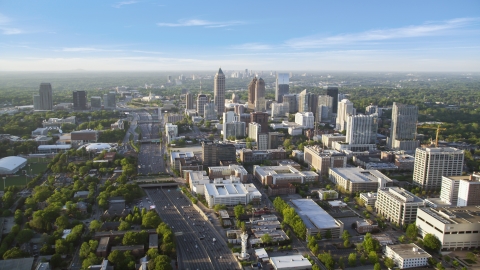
[275,73,289,103]
[33,83,53,110]
[213,68,225,115]
[73,90,87,110]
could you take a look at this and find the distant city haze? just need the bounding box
[0,1,479,71]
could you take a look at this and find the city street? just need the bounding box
[145,188,241,270]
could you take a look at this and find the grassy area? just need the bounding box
[0,161,49,191]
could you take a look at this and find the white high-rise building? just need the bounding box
[223,121,246,141]
[248,122,261,141]
[388,102,419,152]
[295,112,314,129]
[271,102,289,118]
[346,114,378,144]
[413,147,464,190]
[376,187,425,226]
[336,99,355,131]
[165,123,178,143]
[317,95,334,122]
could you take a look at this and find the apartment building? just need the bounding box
[304,145,347,175]
[375,187,425,226]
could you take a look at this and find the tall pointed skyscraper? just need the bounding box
[214,68,225,115]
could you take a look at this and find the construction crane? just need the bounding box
[418,125,446,147]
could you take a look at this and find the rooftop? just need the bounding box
[330,167,393,184]
[291,199,339,230]
[379,187,424,204]
[419,206,480,224]
[270,255,312,269]
[387,244,432,259]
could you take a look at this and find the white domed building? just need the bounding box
[0,156,27,175]
[85,143,113,152]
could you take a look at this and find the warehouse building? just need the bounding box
[291,199,343,238]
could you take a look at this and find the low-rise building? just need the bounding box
[239,148,287,163]
[32,127,48,136]
[254,165,319,185]
[355,219,378,234]
[187,171,210,195]
[170,151,195,170]
[416,206,480,249]
[329,167,393,193]
[317,189,339,200]
[304,145,347,175]
[71,130,98,146]
[269,255,312,270]
[385,244,431,269]
[360,192,378,207]
[42,116,76,128]
[291,198,343,238]
[267,183,296,196]
[321,134,346,148]
[208,165,248,183]
[204,183,261,208]
[376,187,425,226]
[96,237,110,257]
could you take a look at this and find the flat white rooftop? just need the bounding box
[330,167,392,184]
[270,255,312,270]
[291,199,339,230]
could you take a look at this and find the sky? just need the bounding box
[0,0,479,72]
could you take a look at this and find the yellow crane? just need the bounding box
[418,125,446,147]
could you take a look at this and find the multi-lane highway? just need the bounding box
[137,111,167,175]
[145,188,241,270]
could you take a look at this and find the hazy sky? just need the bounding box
[1,0,479,71]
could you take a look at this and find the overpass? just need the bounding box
[137,120,161,124]
[138,182,180,188]
[138,139,162,143]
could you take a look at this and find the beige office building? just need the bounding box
[304,145,347,175]
[385,244,431,269]
[376,187,425,226]
[329,167,393,193]
[416,206,480,249]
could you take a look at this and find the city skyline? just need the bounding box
[0,1,479,71]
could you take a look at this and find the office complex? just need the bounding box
[185,92,194,110]
[317,95,334,122]
[223,121,246,141]
[388,102,419,152]
[324,86,339,114]
[346,114,378,144]
[385,244,431,269]
[73,90,87,110]
[103,92,116,109]
[413,147,464,190]
[295,112,314,129]
[204,102,217,121]
[255,78,266,112]
[254,165,318,185]
[90,96,102,109]
[197,94,208,116]
[282,94,297,113]
[213,68,225,114]
[202,141,236,166]
[250,112,269,133]
[416,206,480,249]
[441,173,480,206]
[303,145,347,175]
[271,102,289,118]
[248,77,257,109]
[33,83,53,110]
[291,199,344,238]
[336,99,355,131]
[375,187,425,226]
[275,73,289,103]
[329,167,393,193]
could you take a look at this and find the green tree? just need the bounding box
[16,229,34,244]
[467,252,477,262]
[118,221,131,231]
[344,239,350,248]
[55,239,69,255]
[149,255,173,270]
[3,247,27,259]
[406,223,418,239]
[261,234,272,245]
[374,262,381,270]
[342,230,351,241]
[423,233,441,251]
[348,252,357,266]
[318,252,335,270]
[142,211,162,229]
[108,250,125,265]
[214,204,226,212]
[55,215,70,230]
[385,257,395,269]
[368,251,378,264]
[436,262,445,270]
[234,204,245,220]
[89,220,102,231]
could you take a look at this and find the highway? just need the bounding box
[137,111,167,175]
[145,188,241,270]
